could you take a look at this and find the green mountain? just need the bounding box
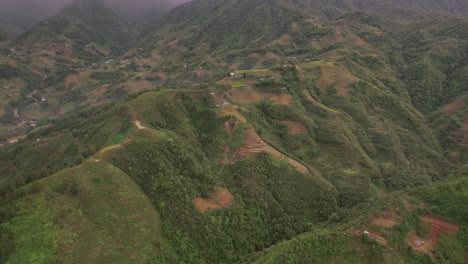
[14,0,139,68]
[0,0,467,263]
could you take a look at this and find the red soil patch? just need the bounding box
[317,66,357,96]
[281,121,307,135]
[442,97,465,114]
[64,71,90,90]
[95,84,110,98]
[259,93,292,105]
[372,217,397,228]
[193,188,234,212]
[236,128,309,174]
[125,80,153,92]
[236,128,268,157]
[420,215,460,247]
[227,87,262,104]
[334,24,367,46]
[408,215,460,255]
[408,232,433,256]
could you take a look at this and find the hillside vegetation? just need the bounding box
[0,0,467,263]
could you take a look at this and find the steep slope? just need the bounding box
[14,0,139,69]
[0,161,168,263]
[0,86,463,263]
[0,0,467,262]
[256,173,468,263]
[321,0,468,16]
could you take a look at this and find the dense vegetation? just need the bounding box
[0,0,467,262]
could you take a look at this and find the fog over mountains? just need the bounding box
[0,0,190,35]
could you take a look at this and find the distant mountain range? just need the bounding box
[0,0,467,263]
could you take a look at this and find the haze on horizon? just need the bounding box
[0,0,190,35]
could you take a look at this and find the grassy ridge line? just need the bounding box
[1,161,167,263]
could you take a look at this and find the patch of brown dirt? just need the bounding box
[292,21,300,30]
[134,120,145,130]
[125,80,153,92]
[281,121,307,135]
[193,188,234,212]
[442,96,465,114]
[220,105,247,123]
[96,84,110,98]
[408,232,433,256]
[259,93,292,105]
[167,38,179,48]
[64,71,90,90]
[236,128,309,174]
[407,215,460,255]
[317,65,357,96]
[270,34,294,46]
[372,217,397,228]
[420,215,460,235]
[194,69,213,76]
[227,87,262,104]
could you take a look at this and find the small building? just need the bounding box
[216,101,231,108]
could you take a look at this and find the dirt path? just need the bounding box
[303,90,341,115]
[408,215,461,254]
[220,105,247,123]
[420,215,460,234]
[193,188,234,212]
[134,120,145,130]
[71,79,80,91]
[98,144,122,154]
[259,93,292,105]
[442,96,465,114]
[281,121,307,135]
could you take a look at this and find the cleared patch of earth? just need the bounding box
[281,121,307,134]
[193,188,234,212]
[236,127,309,174]
[134,120,145,130]
[407,215,460,255]
[442,96,465,114]
[227,87,262,104]
[220,105,247,123]
[259,93,292,105]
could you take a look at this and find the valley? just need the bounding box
[0,0,467,263]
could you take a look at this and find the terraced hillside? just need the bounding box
[0,0,467,263]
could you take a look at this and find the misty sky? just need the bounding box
[0,0,190,33]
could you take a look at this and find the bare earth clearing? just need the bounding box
[281,121,307,135]
[236,128,309,174]
[193,188,234,212]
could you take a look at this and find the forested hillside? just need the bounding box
[0,0,467,263]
